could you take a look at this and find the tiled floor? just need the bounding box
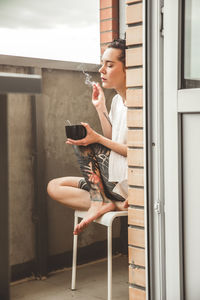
[11,255,129,300]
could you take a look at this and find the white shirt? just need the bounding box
[108,94,128,199]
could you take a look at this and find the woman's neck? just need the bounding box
[116,87,126,103]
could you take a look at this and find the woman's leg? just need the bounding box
[91,143,128,210]
[91,143,125,202]
[47,144,127,234]
[73,145,116,234]
[47,176,91,211]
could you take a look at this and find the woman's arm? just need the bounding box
[96,110,112,139]
[98,134,127,157]
[66,122,127,157]
[92,83,112,139]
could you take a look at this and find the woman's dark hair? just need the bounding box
[107,39,126,65]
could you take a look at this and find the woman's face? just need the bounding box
[99,48,126,91]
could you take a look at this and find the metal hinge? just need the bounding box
[154,200,161,214]
[160,6,164,37]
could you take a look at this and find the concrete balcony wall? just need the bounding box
[0,59,119,275]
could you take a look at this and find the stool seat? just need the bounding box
[71,209,128,300]
[74,210,128,227]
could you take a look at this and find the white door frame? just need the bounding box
[147,0,167,299]
[164,0,184,299]
[150,0,200,299]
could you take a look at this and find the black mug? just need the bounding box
[65,124,87,140]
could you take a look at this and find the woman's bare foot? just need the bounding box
[114,199,128,211]
[123,199,128,208]
[73,200,115,235]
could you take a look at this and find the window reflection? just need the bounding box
[183,0,200,88]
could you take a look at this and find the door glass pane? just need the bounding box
[183,0,200,88]
[182,114,200,299]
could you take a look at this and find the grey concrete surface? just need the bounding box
[8,93,35,266]
[11,255,129,300]
[0,65,36,266]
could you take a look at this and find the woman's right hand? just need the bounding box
[92,83,106,111]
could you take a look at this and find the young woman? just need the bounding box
[47,39,128,235]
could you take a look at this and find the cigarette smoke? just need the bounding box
[82,70,96,87]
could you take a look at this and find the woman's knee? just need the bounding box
[47,178,60,200]
[47,176,81,200]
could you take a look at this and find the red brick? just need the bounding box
[100,19,118,32]
[128,129,143,148]
[100,31,118,44]
[126,3,143,24]
[129,287,146,300]
[126,47,143,67]
[128,148,144,167]
[127,109,143,128]
[128,187,144,206]
[126,26,143,46]
[127,0,143,3]
[128,167,144,186]
[126,68,143,87]
[100,6,118,20]
[129,246,145,267]
[100,0,119,9]
[129,266,146,287]
[126,89,143,108]
[128,227,145,248]
[128,207,144,227]
[100,0,113,9]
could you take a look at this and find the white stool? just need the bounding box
[71,210,128,300]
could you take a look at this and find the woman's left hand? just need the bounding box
[66,122,100,146]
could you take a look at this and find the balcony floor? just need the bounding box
[11,254,128,300]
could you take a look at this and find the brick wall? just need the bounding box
[100,0,119,55]
[126,1,146,299]
[99,1,146,299]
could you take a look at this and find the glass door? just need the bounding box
[164,1,200,300]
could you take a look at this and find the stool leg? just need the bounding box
[71,215,78,290]
[107,225,112,300]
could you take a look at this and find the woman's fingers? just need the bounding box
[92,83,104,100]
[92,83,99,100]
[96,82,103,93]
[80,122,90,130]
[66,138,86,145]
[66,123,100,145]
